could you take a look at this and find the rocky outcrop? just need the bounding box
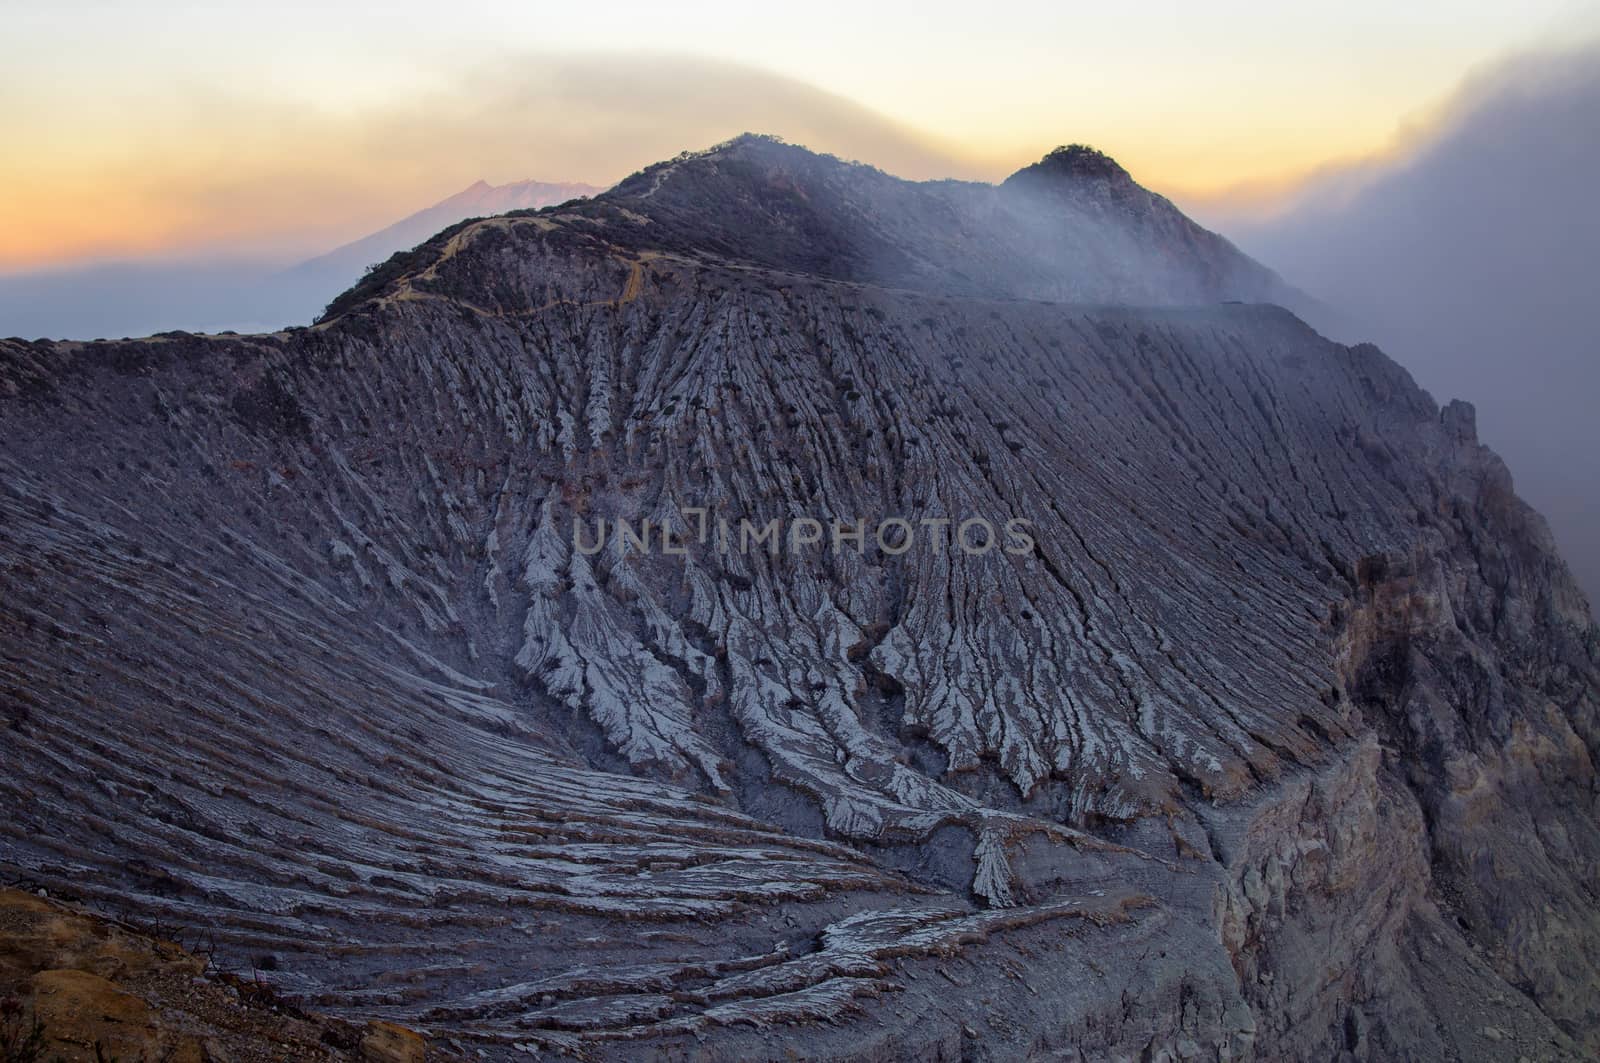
[1330,400,1600,1047]
[0,138,1595,1059]
[0,888,440,1062]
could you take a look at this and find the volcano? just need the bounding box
[2,135,1596,1061]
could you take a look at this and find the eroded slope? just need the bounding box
[1,141,1597,1060]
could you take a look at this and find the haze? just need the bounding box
[3,0,1595,269]
[1202,41,1600,607]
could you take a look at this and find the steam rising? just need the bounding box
[1207,43,1600,609]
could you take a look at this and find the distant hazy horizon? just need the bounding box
[5,1,1597,272]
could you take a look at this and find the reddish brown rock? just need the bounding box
[359,1020,427,1063]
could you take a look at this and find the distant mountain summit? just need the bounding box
[444,177,602,214]
[0,178,605,340]
[288,176,601,308]
[293,176,602,297]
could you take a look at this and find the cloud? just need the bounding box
[1202,41,1600,609]
[0,54,987,338]
[0,53,975,271]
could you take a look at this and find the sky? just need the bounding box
[1207,42,1600,607]
[3,0,1597,271]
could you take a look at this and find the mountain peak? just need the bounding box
[540,134,1291,307]
[1004,143,1133,188]
[713,131,790,153]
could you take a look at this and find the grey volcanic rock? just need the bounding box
[1,138,1597,1061]
[507,135,1296,309]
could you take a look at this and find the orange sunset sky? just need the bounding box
[3,0,1597,271]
